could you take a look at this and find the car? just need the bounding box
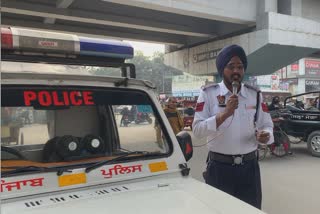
[1,27,264,214]
[282,91,320,157]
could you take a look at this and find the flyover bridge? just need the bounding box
[2,0,320,77]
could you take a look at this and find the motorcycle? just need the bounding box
[121,115,130,127]
[135,112,152,124]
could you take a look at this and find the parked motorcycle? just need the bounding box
[120,107,131,127]
[135,112,152,124]
[121,115,130,127]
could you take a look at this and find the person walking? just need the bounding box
[120,106,130,127]
[192,44,274,209]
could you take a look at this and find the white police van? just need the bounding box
[1,27,264,214]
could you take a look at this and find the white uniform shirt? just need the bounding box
[192,81,274,155]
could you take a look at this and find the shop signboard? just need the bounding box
[305,59,320,77]
[256,75,271,89]
[291,61,299,71]
[193,49,221,63]
[305,80,320,92]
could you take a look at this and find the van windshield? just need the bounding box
[1,85,171,176]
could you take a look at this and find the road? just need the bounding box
[188,131,320,214]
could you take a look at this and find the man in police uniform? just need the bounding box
[192,44,274,209]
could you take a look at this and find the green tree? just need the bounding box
[88,51,182,94]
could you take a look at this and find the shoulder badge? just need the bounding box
[201,83,218,91]
[195,102,205,112]
[261,103,269,112]
[244,83,260,92]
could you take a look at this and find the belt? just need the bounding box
[208,151,257,165]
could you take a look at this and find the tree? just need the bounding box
[88,51,182,94]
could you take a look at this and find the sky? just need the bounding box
[125,40,165,57]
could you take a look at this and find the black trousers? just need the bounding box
[205,158,262,209]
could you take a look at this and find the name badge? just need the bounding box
[217,95,226,107]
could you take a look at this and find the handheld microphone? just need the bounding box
[232,81,239,95]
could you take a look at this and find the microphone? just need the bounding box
[232,81,239,95]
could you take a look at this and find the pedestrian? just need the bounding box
[306,98,319,111]
[164,97,184,135]
[120,106,130,127]
[192,44,274,209]
[268,96,282,111]
[316,97,320,110]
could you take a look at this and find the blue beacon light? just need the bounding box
[79,37,134,59]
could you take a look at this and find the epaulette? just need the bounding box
[201,83,218,91]
[244,83,260,92]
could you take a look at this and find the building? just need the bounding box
[171,73,214,97]
[251,58,320,96]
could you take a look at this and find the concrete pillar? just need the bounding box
[278,0,291,15]
[256,0,278,29]
[297,58,305,94]
[297,78,306,94]
[291,0,302,16]
[299,58,305,76]
[278,0,302,16]
[257,0,278,13]
[165,45,180,54]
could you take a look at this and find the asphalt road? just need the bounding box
[188,131,320,214]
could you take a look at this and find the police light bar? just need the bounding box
[1,27,134,59]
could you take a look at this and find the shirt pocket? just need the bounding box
[244,104,256,128]
[239,103,256,139]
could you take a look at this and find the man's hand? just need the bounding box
[224,94,238,117]
[256,130,270,144]
[216,95,238,128]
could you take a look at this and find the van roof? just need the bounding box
[1,71,154,89]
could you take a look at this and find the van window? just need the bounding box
[1,85,171,177]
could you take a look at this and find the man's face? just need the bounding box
[222,56,245,86]
[168,99,177,109]
[310,99,315,105]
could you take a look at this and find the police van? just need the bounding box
[1,27,264,214]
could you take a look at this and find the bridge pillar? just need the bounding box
[256,0,278,30]
[165,12,320,78]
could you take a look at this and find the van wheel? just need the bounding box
[307,131,320,157]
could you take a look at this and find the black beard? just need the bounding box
[223,73,242,87]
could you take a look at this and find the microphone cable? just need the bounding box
[193,113,235,148]
[193,80,239,148]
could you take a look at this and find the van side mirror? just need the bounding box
[176,131,193,161]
